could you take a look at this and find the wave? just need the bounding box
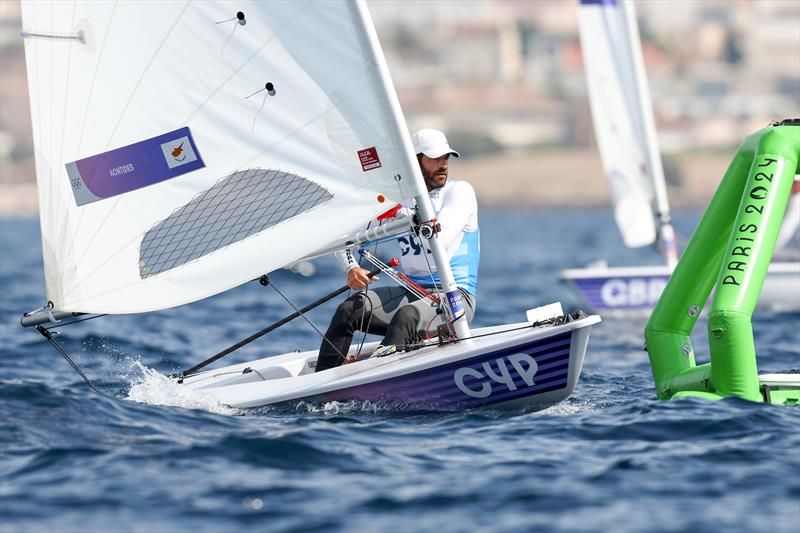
[124,361,240,416]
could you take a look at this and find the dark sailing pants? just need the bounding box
[315,286,476,372]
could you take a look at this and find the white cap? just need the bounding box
[411,128,460,159]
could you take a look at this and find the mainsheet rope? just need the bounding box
[265,277,347,361]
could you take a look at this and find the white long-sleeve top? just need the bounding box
[338,179,480,296]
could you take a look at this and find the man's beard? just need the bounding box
[423,168,447,190]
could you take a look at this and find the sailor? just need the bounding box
[314,128,480,372]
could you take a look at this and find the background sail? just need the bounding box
[22,1,419,314]
[578,0,658,248]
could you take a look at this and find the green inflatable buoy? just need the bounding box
[645,120,800,404]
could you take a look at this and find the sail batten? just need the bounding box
[23,1,413,314]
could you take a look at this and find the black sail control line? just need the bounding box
[35,325,98,393]
[174,267,383,381]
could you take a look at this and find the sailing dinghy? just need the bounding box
[563,0,800,313]
[19,1,600,411]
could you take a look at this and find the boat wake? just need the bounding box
[124,361,240,416]
[537,400,598,417]
[289,398,419,416]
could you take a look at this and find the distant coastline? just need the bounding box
[0,150,732,218]
[0,182,37,218]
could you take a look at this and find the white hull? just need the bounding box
[561,262,800,313]
[180,314,601,411]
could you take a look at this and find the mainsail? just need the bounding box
[21,1,424,314]
[578,0,670,250]
[775,181,800,255]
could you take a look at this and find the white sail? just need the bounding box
[21,0,424,315]
[578,0,664,248]
[775,184,799,255]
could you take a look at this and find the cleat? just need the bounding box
[372,344,397,358]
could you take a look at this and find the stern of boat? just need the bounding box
[322,310,602,411]
[483,313,600,411]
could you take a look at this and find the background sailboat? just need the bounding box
[562,0,800,313]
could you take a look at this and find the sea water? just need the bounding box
[1,209,798,532]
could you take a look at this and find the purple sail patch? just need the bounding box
[65,127,205,206]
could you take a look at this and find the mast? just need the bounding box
[622,0,679,267]
[349,1,471,340]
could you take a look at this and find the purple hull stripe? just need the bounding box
[412,367,571,403]
[572,274,669,310]
[535,350,572,364]
[389,378,570,410]
[65,127,204,206]
[325,332,573,409]
[395,351,569,396]
[393,359,570,400]
[359,338,571,394]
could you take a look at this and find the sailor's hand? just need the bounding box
[347,267,376,290]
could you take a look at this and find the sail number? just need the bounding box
[397,235,431,256]
[600,278,667,307]
[454,353,539,398]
